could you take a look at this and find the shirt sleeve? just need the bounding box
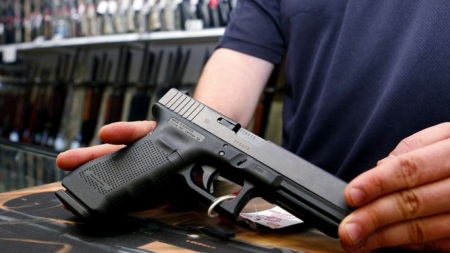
[218,0,285,64]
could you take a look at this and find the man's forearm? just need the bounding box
[193,48,274,128]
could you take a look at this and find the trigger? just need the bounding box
[189,165,220,194]
[202,166,218,194]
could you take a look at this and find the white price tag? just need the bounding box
[240,206,303,229]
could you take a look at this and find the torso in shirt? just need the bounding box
[221,0,450,181]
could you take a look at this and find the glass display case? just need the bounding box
[0,139,64,192]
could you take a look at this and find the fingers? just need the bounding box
[339,177,450,250]
[402,238,450,252]
[389,122,450,156]
[341,213,450,252]
[56,144,125,170]
[339,124,450,251]
[345,138,450,207]
[56,121,156,170]
[377,123,450,166]
[99,121,156,144]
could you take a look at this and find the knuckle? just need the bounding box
[402,241,442,252]
[397,190,421,219]
[407,219,426,244]
[396,135,420,153]
[366,210,383,232]
[416,242,439,251]
[396,156,422,187]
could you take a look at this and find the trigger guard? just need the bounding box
[177,165,217,204]
[177,166,261,221]
[217,180,260,220]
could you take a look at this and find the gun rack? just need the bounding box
[0,28,225,54]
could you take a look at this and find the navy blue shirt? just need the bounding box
[218,0,450,181]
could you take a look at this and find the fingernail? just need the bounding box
[345,223,362,244]
[349,188,365,205]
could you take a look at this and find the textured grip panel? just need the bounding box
[79,139,169,196]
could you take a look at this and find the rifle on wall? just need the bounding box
[156,45,190,99]
[54,48,81,151]
[80,52,109,147]
[103,45,131,125]
[45,52,71,148]
[127,44,164,121]
[27,67,51,146]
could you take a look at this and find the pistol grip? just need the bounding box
[57,130,184,220]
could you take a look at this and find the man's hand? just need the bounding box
[56,121,156,171]
[339,123,450,252]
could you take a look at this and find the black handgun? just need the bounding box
[56,88,351,238]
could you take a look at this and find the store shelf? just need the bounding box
[0,28,225,53]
